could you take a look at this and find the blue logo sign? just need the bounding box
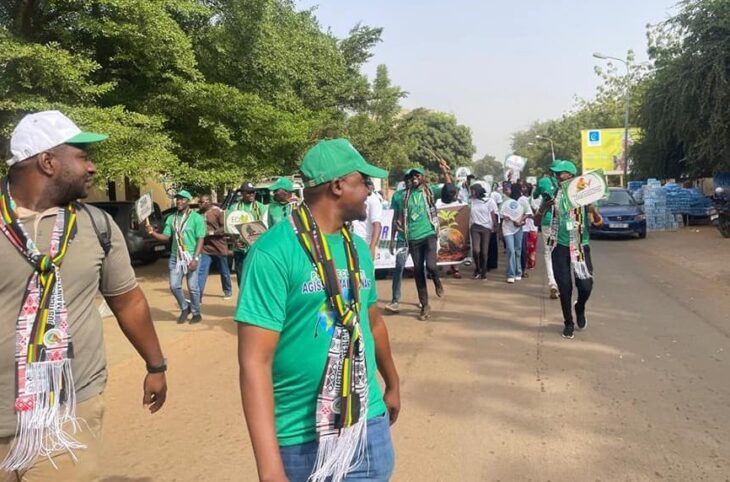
[587,130,601,146]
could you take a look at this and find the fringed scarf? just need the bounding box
[0,178,84,471]
[401,184,438,241]
[289,204,369,482]
[172,210,192,274]
[547,189,592,280]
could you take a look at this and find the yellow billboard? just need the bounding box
[581,128,641,175]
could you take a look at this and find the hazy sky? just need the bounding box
[297,0,678,160]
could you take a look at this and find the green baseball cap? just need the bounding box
[550,160,577,176]
[175,190,193,200]
[405,167,425,177]
[533,176,558,199]
[300,138,388,187]
[268,177,295,192]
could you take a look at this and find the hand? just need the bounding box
[143,372,167,414]
[146,224,155,234]
[383,385,401,425]
[188,260,199,272]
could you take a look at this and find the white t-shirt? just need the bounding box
[352,193,384,243]
[519,195,538,232]
[470,198,498,230]
[501,197,529,236]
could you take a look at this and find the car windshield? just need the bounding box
[598,190,635,207]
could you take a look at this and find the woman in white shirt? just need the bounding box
[469,184,498,279]
[501,186,528,283]
[517,184,537,277]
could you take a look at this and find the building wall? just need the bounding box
[85,177,174,209]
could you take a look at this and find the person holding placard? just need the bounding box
[501,188,527,284]
[535,160,604,339]
[148,190,206,324]
[228,182,268,286]
[533,165,561,299]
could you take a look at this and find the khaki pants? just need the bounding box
[0,394,105,482]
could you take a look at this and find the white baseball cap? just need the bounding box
[6,110,108,167]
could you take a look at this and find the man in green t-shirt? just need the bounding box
[148,190,206,324]
[533,162,561,299]
[228,181,268,286]
[392,160,452,320]
[235,138,400,482]
[267,176,295,226]
[536,160,603,339]
[385,172,412,314]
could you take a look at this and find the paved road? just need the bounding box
[97,227,730,481]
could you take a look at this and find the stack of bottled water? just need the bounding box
[643,179,669,231]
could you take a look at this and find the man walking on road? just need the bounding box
[385,173,411,314]
[267,177,296,227]
[228,182,268,286]
[148,190,206,324]
[351,177,383,259]
[197,195,233,300]
[392,162,452,320]
[236,138,400,482]
[0,111,167,481]
[533,163,561,299]
[536,160,603,339]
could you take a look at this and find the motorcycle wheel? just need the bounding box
[719,215,730,238]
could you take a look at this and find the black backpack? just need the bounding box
[75,202,112,256]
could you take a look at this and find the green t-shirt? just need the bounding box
[556,206,590,247]
[268,202,292,227]
[162,210,206,256]
[234,221,386,446]
[392,185,442,242]
[229,201,269,253]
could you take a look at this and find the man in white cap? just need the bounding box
[0,111,167,481]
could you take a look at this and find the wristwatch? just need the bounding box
[193,255,200,262]
[146,359,167,374]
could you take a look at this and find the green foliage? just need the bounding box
[0,0,479,193]
[633,0,730,179]
[472,154,503,180]
[401,108,476,181]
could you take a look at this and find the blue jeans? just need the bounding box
[233,250,248,287]
[197,253,232,299]
[504,230,524,279]
[280,413,394,482]
[169,256,201,315]
[391,241,408,304]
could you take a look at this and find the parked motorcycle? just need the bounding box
[710,187,730,238]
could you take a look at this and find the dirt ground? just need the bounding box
[95,226,730,481]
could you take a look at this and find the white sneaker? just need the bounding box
[515,276,522,281]
[384,302,400,313]
[507,278,515,284]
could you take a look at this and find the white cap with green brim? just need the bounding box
[6,110,108,167]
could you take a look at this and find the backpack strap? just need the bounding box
[75,202,112,256]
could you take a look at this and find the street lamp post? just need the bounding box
[593,52,631,186]
[535,135,556,162]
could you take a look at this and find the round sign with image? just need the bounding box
[226,210,254,234]
[565,171,608,207]
[500,199,525,221]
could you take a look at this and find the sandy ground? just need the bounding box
[95,226,730,481]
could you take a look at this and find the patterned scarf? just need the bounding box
[0,179,84,471]
[547,189,592,280]
[401,183,438,241]
[289,204,368,482]
[172,210,192,274]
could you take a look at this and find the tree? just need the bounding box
[472,154,503,180]
[401,108,476,181]
[633,0,730,179]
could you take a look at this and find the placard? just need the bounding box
[238,221,268,246]
[135,193,153,222]
[225,210,254,235]
[563,170,608,208]
[500,198,525,221]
